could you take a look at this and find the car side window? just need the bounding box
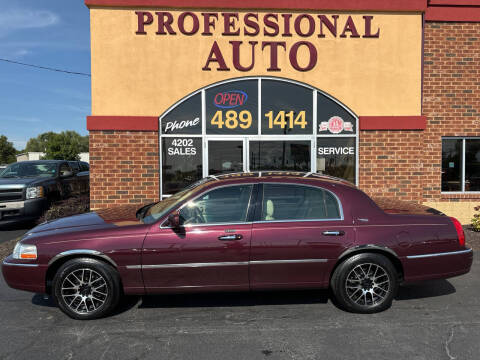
[261,184,341,221]
[81,162,90,171]
[179,185,253,225]
[59,164,72,176]
[69,162,80,173]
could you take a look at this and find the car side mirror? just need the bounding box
[167,211,181,228]
[61,171,73,178]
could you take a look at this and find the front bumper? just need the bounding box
[2,256,47,293]
[402,248,473,283]
[0,198,48,225]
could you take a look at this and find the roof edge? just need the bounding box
[84,0,427,12]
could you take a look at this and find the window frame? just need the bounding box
[442,137,480,194]
[159,76,359,199]
[255,182,344,223]
[162,183,257,228]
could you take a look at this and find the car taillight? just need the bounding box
[450,217,465,247]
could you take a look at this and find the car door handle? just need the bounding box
[218,234,243,241]
[322,231,345,236]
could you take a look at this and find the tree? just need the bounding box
[25,132,57,153]
[23,131,89,161]
[43,131,87,161]
[0,135,17,164]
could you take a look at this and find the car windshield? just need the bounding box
[141,177,215,224]
[0,162,57,178]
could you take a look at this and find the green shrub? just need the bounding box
[472,206,480,232]
[37,196,90,224]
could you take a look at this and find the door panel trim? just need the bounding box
[250,259,328,265]
[127,258,328,270]
[127,261,249,270]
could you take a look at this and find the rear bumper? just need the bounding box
[0,198,48,226]
[1,256,47,293]
[402,248,473,283]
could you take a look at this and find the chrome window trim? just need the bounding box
[126,258,328,270]
[254,218,343,224]
[161,221,253,229]
[258,182,344,222]
[2,259,39,267]
[47,249,118,267]
[406,248,473,259]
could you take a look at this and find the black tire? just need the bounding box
[52,258,121,320]
[331,253,398,314]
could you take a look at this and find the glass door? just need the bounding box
[207,139,246,176]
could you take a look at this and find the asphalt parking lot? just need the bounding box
[0,254,478,360]
[0,223,31,244]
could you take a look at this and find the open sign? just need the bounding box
[214,90,248,109]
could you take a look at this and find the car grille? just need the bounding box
[0,188,24,202]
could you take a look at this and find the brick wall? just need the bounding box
[423,22,480,202]
[359,130,424,202]
[89,131,159,209]
[87,22,479,219]
[359,22,480,210]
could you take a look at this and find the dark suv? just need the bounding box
[0,160,89,225]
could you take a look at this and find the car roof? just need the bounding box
[14,160,64,164]
[200,171,356,187]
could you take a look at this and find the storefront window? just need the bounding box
[317,93,356,135]
[206,80,258,135]
[250,141,310,171]
[442,138,480,192]
[162,137,203,194]
[161,93,202,135]
[160,77,358,196]
[442,139,462,192]
[208,141,244,175]
[466,139,480,191]
[261,80,313,135]
[317,137,356,184]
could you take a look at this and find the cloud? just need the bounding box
[0,9,59,37]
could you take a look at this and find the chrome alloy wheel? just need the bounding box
[345,263,390,307]
[61,268,108,314]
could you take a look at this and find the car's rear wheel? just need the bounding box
[52,258,121,320]
[331,253,398,313]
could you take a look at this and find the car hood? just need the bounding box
[30,204,145,235]
[0,177,39,187]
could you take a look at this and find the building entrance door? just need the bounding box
[206,139,246,176]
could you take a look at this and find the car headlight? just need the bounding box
[26,186,44,199]
[12,243,37,260]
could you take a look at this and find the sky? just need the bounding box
[0,0,91,150]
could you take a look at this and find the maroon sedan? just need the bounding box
[2,172,473,319]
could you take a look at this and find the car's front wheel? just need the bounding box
[331,253,398,313]
[52,258,121,320]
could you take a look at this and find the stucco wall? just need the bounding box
[89,9,422,118]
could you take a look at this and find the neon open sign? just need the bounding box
[214,90,248,109]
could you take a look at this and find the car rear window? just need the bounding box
[261,184,341,221]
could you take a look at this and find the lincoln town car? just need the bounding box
[2,172,473,319]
